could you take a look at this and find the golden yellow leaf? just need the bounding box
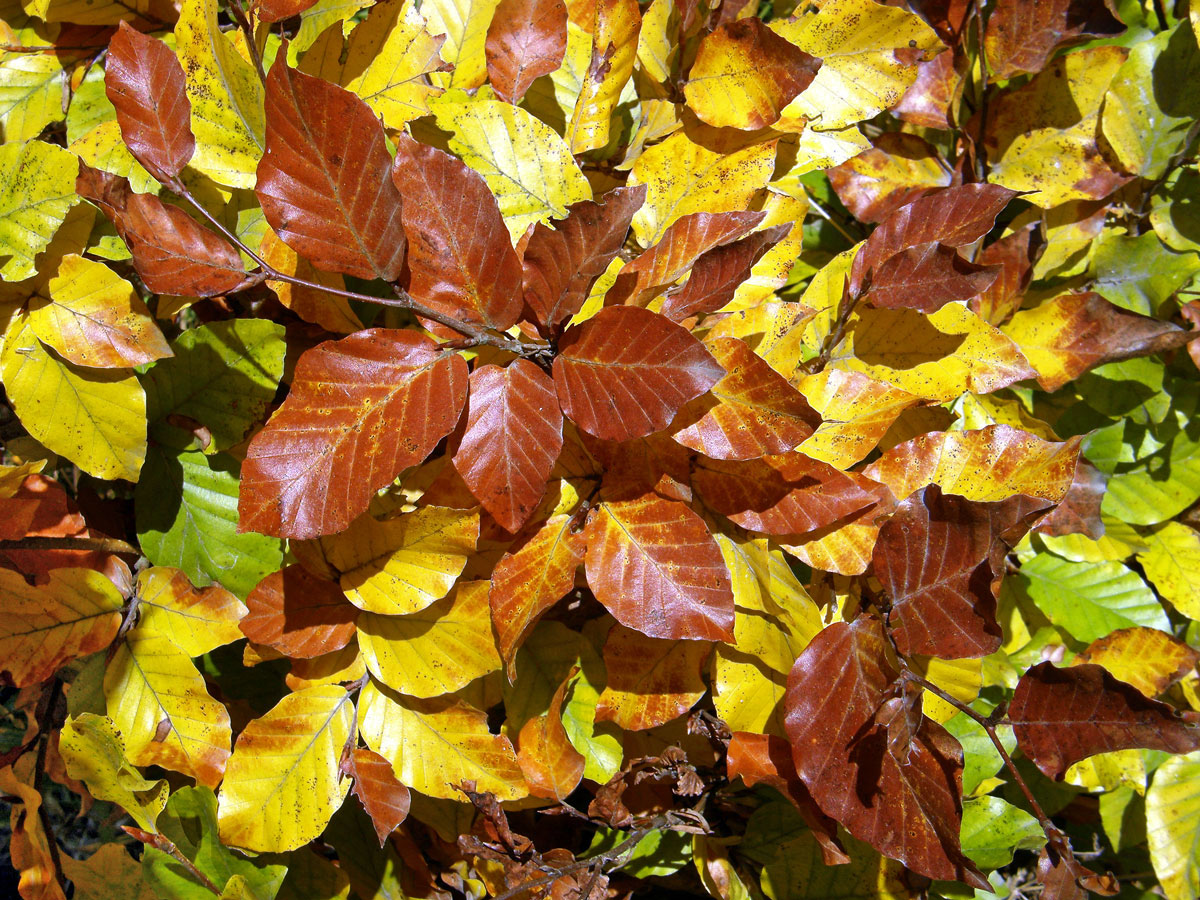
[911,656,980,723]
[953,393,1058,441]
[796,369,920,470]
[0,41,65,144]
[0,458,44,497]
[0,766,67,900]
[566,0,641,153]
[259,230,361,334]
[217,684,356,852]
[134,566,247,656]
[69,121,159,196]
[0,141,81,283]
[778,518,882,576]
[771,124,874,186]
[725,192,808,311]
[1075,627,1200,699]
[59,714,168,833]
[635,0,673,84]
[1065,750,1145,794]
[423,0,500,88]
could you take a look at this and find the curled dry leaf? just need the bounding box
[345,747,411,846]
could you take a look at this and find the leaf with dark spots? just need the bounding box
[784,616,988,888]
[241,564,359,659]
[1010,662,1200,781]
[867,242,1000,313]
[485,0,568,103]
[985,0,1125,81]
[828,133,954,223]
[659,225,791,323]
[894,51,964,130]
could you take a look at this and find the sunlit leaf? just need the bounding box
[0,140,80,282]
[59,714,168,833]
[135,566,247,657]
[596,626,710,730]
[1147,750,1200,900]
[345,748,410,846]
[1075,627,1200,699]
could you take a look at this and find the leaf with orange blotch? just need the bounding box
[485,0,567,102]
[693,452,887,536]
[241,564,358,659]
[254,0,320,22]
[984,0,1124,81]
[566,0,641,154]
[104,22,194,185]
[1002,292,1193,392]
[260,229,361,334]
[0,567,124,688]
[864,424,1080,504]
[684,19,820,130]
[490,514,586,677]
[827,133,953,224]
[256,59,406,282]
[671,337,819,461]
[1009,662,1200,782]
[345,747,411,846]
[784,616,989,889]
[778,515,886,577]
[968,225,1037,326]
[1074,628,1200,700]
[76,166,249,297]
[658,225,791,323]
[867,242,1000,313]
[583,491,734,642]
[894,51,963,130]
[134,566,247,656]
[0,766,68,900]
[391,134,523,331]
[452,361,563,533]
[596,625,711,730]
[522,185,645,333]
[795,369,920,470]
[238,329,468,539]
[553,306,724,441]
[517,672,586,800]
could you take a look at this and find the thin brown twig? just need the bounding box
[123,826,222,895]
[490,824,654,900]
[0,535,140,554]
[33,679,67,897]
[225,0,268,84]
[973,0,991,181]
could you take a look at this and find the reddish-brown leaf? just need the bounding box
[522,186,646,333]
[968,224,1037,326]
[553,306,724,441]
[256,59,406,282]
[583,491,734,642]
[693,452,887,535]
[485,0,568,103]
[239,329,468,539]
[784,617,988,888]
[490,515,586,679]
[894,51,963,130]
[255,0,321,22]
[517,673,586,800]
[0,475,110,581]
[241,564,359,659]
[985,0,1125,81]
[659,225,791,323]
[452,361,563,534]
[77,166,249,297]
[1032,460,1107,540]
[671,337,819,460]
[1010,662,1200,781]
[828,133,954,223]
[596,626,711,730]
[104,22,194,184]
[391,134,523,331]
[849,183,1017,297]
[868,242,1000,313]
[346,747,411,845]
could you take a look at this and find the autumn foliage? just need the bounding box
[3,0,1200,898]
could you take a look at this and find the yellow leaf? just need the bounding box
[359,679,528,800]
[635,0,673,84]
[771,124,873,187]
[912,656,980,723]
[105,631,232,788]
[0,458,44,497]
[0,766,67,900]
[59,714,169,833]
[1137,523,1200,620]
[779,520,882,576]
[796,369,919,470]
[1075,627,1199,699]
[628,131,776,245]
[0,141,80,283]
[431,90,592,241]
[134,567,247,656]
[2,313,146,481]
[423,0,501,88]
[566,0,641,153]
[22,0,174,24]
[771,0,942,130]
[953,392,1058,441]
[725,193,808,311]
[287,642,366,691]
[1148,751,1200,900]
[0,567,124,688]
[176,0,265,188]
[0,41,64,144]
[259,230,361,334]
[217,684,356,852]
[298,507,479,615]
[60,844,156,900]
[1065,750,1145,794]
[69,121,160,196]
[358,580,502,698]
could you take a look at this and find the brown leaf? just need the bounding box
[76,166,249,297]
[452,361,563,533]
[596,625,711,730]
[256,59,406,282]
[0,475,109,581]
[516,673,586,800]
[522,186,646,333]
[553,306,725,441]
[104,22,194,184]
[894,51,964,130]
[346,747,411,845]
[583,491,734,642]
[1010,662,1200,781]
[968,224,1038,326]
[392,133,523,331]
[985,0,1124,81]
[828,133,954,223]
[1032,460,1106,540]
[868,242,999,313]
[485,0,568,103]
[241,564,359,659]
[671,337,819,460]
[239,329,468,539]
[659,225,791,323]
[254,0,320,23]
[783,616,988,888]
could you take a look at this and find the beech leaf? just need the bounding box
[485,0,567,103]
[345,747,411,846]
[241,564,359,659]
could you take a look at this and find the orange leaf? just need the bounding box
[347,747,411,845]
[517,673,586,800]
[242,565,359,659]
[596,625,711,730]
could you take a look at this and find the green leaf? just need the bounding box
[324,802,406,900]
[0,141,80,282]
[1092,231,1200,316]
[586,827,691,878]
[944,711,1016,796]
[761,829,906,899]
[1151,166,1200,252]
[136,448,284,599]
[1104,425,1200,525]
[1020,554,1168,643]
[1138,522,1200,619]
[959,797,1043,870]
[1147,750,1200,900]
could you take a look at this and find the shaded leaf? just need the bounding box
[485,0,567,103]
[517,672,586,801]
[596,626,711,730]
[867,242,999,313]
[241,564,358,659]
[658,225,792,323]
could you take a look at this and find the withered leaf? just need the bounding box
[867,242,1000,313]
[485,0,568,103]
[346,747,411,846]
[985,0,1125,81]
[241,564,359,659]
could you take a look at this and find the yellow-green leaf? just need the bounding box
[0,140,80,282]
[1138,522,1200,620]
[423,0,501,88]
[0,38,65,143]
[1147,750,1200,900]
[59,714,169,833]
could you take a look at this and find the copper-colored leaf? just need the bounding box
[0,476,108,581]
[968,224,1037,326]
[104,22,194,184]
[452,361,563,533]
[346,747,411,845]
[659,225,791,323]
[516,673,586,800]
[553,306,724,441]
[672,337,819,460]
[256,58,406,282]
[784,617,988,888]
[596,625,711,730]
[868,242,999,313]
[391,134,523,331]
[583,491,734,642]
[1032,460,1106,540]
[485,0,568,103]
[255,0,320,23]
[694,452,886,535]
[239,329,468,539]
[241,564,359,659]
[1009,662,1200,781]
[985,0,1124,81]
[522,186,646,333]
[827,133,954,223]
[894,51,963,130]
[76,166,249,297]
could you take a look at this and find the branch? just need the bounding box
[490,823,654,900]
[225,0,268,85]
[122,826,222,895]
[0,535,140,554]
[33,678,67,897]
